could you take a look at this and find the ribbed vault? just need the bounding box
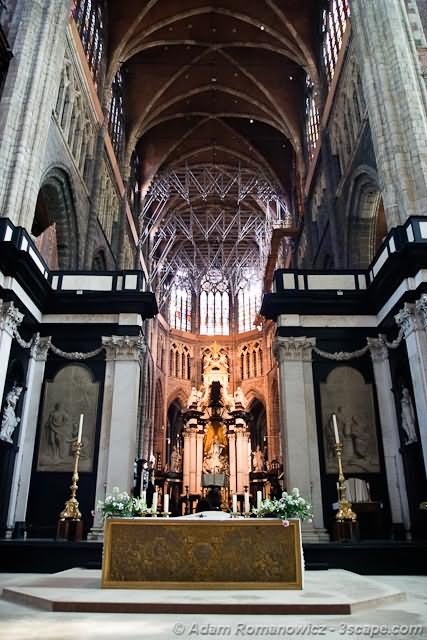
[104,0,324,293]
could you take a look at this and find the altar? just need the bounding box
[101,517,303,590]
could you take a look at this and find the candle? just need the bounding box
[257,490,262,509]
[164,493,169,513]
[152,489,158,512]
[77,414,84,444]
[232,494,238,513]
[332,413,340,444]
[140,488,146,503]
[244,491,250,514]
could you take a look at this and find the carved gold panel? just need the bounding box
[101,518,302,589]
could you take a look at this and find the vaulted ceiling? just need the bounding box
[105,1,325,291]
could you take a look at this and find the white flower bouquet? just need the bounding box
[97,487,150,519]
[252,488,312,522]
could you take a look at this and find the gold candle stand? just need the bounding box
[57,441,84,540]
[335,442,357,522]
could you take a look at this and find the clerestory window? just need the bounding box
[72,0,104,90]
[322,0,350,84]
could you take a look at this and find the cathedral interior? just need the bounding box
[1,0,427,582]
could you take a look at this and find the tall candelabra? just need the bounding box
[59,441,83,522]
[335,441,357,522]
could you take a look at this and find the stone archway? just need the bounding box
[152,380,164,465]
[31,168,78,269]
[247,398,267,456]
[346,169,386,268]
[166,399,184,469]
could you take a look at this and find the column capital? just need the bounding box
[273,336,316,363]
[367,335,389,363]
[30,335,51,362]
[0,300,23,337]
[102,335,146,362]
[395,302,421,337]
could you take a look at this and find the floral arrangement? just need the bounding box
[252,488,312,522]
[97,487,151,519]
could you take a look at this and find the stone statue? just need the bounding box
[170,445,182,472]
[45,402,68,460]
[400,386,418,444]
[233,386,246,409]
[252,445,265,472]
[0,385,23,444]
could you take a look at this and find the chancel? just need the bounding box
[0,0,427,625]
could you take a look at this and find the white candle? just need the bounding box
[152,489,158,512]
[77,414,84,444]
[140,488,146,502]
[232,494,238,513]
[257,490,262,509]
[332,413,340,444]
[164,493,169,513]
[244,491,250,513]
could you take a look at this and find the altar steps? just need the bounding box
[0,539,426,575]
[0,568,406,615]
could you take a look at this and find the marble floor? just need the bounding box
[0,572,426,640]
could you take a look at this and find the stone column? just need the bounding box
[367,336,411,534]
[182,427,191,492]
[196,430,204,495]
[7,335,51,529]
[228,432,237,494]
[0,1,69,229]
[188,427,197,494]
[395,301,427,473]
[235,424,250,494]
[0,301,23,402]
[273,336,329,542]
[90,335,144,534]
[351,0,427,226]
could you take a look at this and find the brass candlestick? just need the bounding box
[335,442,357,522]
[59,440,83,521]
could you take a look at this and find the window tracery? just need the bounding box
[200,270,229,336]
[72,0,104,89]
[129,150,143,216]
[240,342,263,380]
[169,343,191,380]
[108,69,125,159]
[305,76,320,161]
[54,53,95,181]
[237,272,261,333]
[322,0,350,85]
[169,276,192,332]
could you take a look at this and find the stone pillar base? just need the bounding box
[87,526,104,541]
[301,521,330,543]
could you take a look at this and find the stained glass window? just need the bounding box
[108,69,125,159]
[169,276,192,332]
[200,270,229,335]
[129,150,143,215]
[72,0,104,90]
[322,0,350,85]
[237,271,262,333]
[305,76,320,161]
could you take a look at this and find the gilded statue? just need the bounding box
[203,418,228,456]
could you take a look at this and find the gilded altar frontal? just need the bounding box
[101,519,303,589]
